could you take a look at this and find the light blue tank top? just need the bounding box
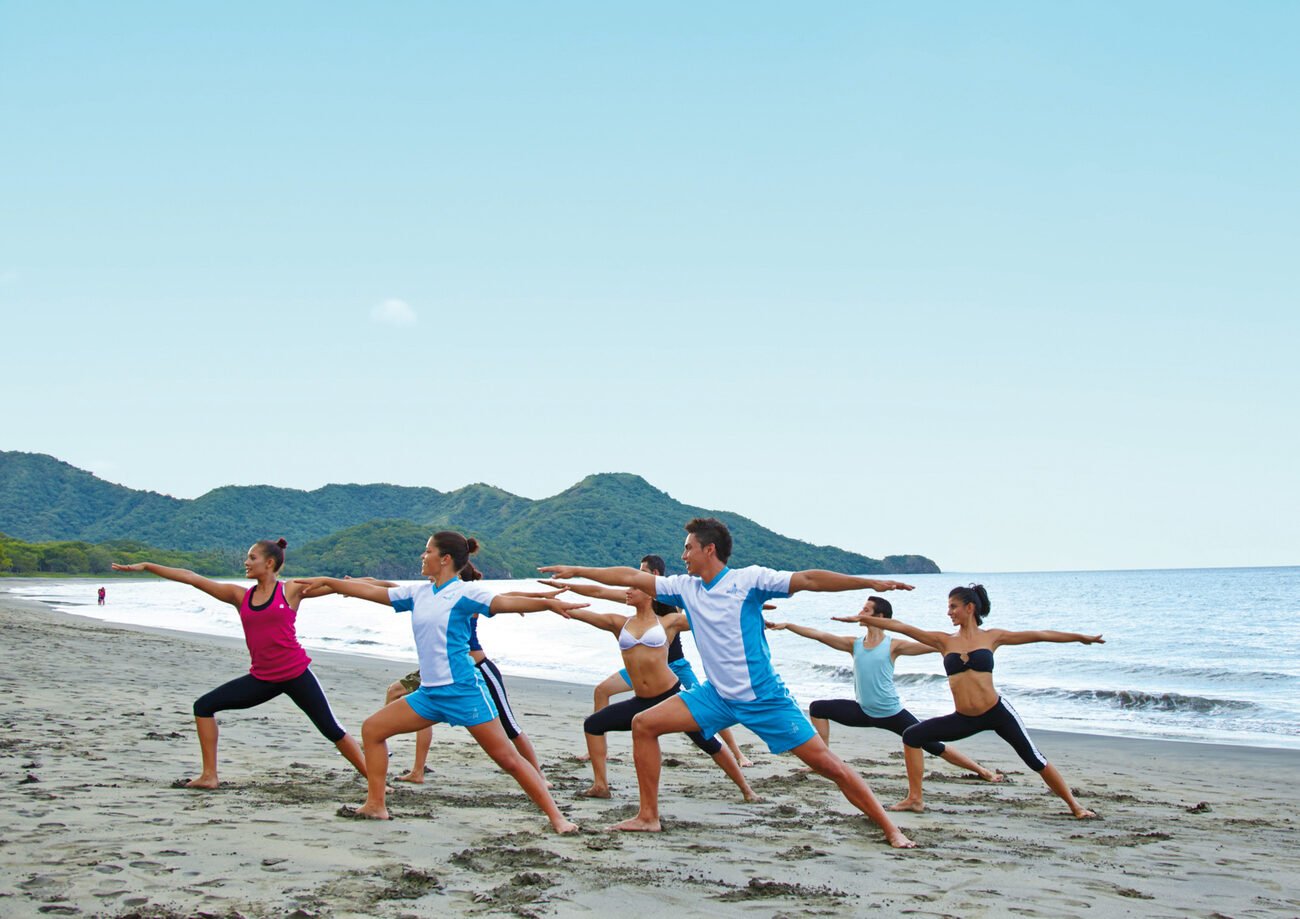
[853,636,903,718]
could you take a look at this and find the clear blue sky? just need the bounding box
[2,2,1296,572]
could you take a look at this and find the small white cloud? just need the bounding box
[370,298,417,326]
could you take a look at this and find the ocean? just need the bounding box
[11,565,1300,750]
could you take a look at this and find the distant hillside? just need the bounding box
[0,451,939,576]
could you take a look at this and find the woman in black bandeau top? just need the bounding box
[858,584,1102,819]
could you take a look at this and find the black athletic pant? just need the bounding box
[193,668,347,743]
[476,657,522,740]
[809,699,947,756]
[584,682,722,755]
[903,697,1047,772]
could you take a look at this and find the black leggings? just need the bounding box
[476,657,522,740]
[193,668,347,743]
[903,697,1047,772]
[809,699,946,756]
[584,682,722,756]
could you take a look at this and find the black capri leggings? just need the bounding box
[584,682,722,756]
[193,668,347,743]
[809,699,946,756]
[902,697,1047,772]
[476,657,522,740]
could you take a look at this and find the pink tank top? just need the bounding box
[238,582,311,681]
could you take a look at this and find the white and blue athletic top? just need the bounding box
[387,578,495,688]
[853,637,903,718]
[655,566,792,702]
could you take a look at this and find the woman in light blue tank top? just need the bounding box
[767,595,1002,812]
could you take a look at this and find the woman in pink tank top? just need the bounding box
[113,538,367,789]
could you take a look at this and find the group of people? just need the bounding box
[113,516,1104,846]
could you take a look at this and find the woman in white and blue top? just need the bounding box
[296,531,585,831]
[767,594,1002,813]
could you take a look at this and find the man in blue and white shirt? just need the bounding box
[541,516,917,848]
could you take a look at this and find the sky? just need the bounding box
[2,2,1297,573]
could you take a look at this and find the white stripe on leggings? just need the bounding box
[477,660,520,735]
[1001,697,1046,769]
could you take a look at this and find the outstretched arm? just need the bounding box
[291,577,393,606]
[992,629,1105,649]
[538,579,627,603]
[764,621,856,653]
[855,615,950,651]
[537,565,657,594]
[547,606,628,634]
[489,594,590,617]
[788,571,915,595]
[891,640,939,659]
[111,562,244,607]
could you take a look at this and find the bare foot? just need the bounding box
[742,789,763,803]
[395,772,425,784]
[575,752,592,762]
[551,818,580,834]
[889,797,925,813]
[736,754,754,767]
[977,769,1005,783]
[338,803,390,820]
[1071,807,1098,819]
[887,830,916,849]
[184,775,219,790]
[609,815,662,832]
[580,784,611,799]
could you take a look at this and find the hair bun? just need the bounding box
[276,538,288,549]
[466,537,479,554]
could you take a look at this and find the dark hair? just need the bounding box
[255,538,288,572]
[433,531,483,581]
[867,596,893,619]
[685,517,732,564]
[639,554,676,616]
[949,584,990,624]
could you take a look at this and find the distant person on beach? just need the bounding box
[294,531,583,832]
[540,516,917,848]
[542,553,752,769]
[766,594,1003,812]
[540,556,759,802]
[97,587,105,606]
[857,584,1102,819]
[111,539,368,789]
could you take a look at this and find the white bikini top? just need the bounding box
[618,621,669,651]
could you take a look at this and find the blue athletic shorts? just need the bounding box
[678,680,815,754]
[618,657,700,691]
[404,674,498,727]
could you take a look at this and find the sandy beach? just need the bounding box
[1,586,1298,918]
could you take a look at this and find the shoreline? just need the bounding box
[2,588,1299,917]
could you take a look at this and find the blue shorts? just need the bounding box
[618,657,700,691]
[404,674,498,728]
[678,681,816,754]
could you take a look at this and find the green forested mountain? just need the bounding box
[0,451,939,576]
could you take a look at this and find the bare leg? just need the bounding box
[719,727,752,766]
[791,736,914,848]
[468,720,577,834]
[583,732,611,797]
[187,716,220,789]
[511,732,551,788]
[939,745,1003,782]
[579,673,631,760]
[1038,763,1096,818]
[890,744,926,812]
[709,744,760,802]
[353,699,435,820]
[611,697,702,832]
[384,680,433,783]
[334,733,368,779]
[811,716,831,746]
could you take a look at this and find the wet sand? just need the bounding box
[2,586,1298,917]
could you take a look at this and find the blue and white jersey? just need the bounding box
[655,566,792,702]
[388,578,495,688]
